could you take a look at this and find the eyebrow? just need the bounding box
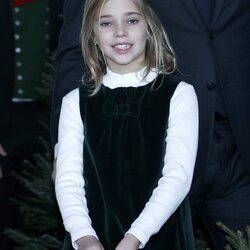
[99,12,142,19]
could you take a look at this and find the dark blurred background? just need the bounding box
[0,1,64,249]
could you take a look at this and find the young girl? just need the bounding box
[55,0,199,249]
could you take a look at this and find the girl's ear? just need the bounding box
[93,38,98,46]
[92,34,98,46]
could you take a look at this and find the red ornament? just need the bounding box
[13,0,37,7]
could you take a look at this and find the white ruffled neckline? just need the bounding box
[102,67,158,89]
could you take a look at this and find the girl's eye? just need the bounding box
[128,19,139,24]
[100,21,112,27]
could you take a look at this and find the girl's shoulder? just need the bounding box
[157,72,196,101]
[160,70,184,84]
[61,88,80,112]
[160,71,194,90]
[63,87,79,102]
[154,72,182,94]
[78,82,96,96]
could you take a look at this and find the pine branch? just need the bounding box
[4,229,62,250]
[247,226,250,248]
[217,222,250,250]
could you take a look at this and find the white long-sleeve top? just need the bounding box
[55,68,199,249]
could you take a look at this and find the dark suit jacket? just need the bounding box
[51,0,85,145]
[51,0,250,213]
[150,0,250,211]
[49,0,64,51]
[0,0,14,146]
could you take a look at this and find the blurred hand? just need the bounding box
[115,234,140,250]
[0,143,7,156]
[76,235,104,250]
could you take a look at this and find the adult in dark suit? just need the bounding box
[51,0,85,148]
[49,0,64,51]
[151,1,250,249]
[51,1,250,249]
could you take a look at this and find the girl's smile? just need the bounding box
[112,43,133,54]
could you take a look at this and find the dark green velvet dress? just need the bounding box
[63,74,195,250]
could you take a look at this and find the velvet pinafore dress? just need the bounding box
[63,74,195,250]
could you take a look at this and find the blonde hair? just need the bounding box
[81,0,176,94]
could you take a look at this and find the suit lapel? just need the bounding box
[211,0,225,26]
[179,0,205,29]
[179,0,225,29]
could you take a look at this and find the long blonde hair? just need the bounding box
[80,0,176,94]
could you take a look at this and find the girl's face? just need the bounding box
[93,0,147,74]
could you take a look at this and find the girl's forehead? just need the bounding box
[100,0,140,15]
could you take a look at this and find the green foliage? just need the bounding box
[217,222,250,250]
[195,222,250,250]
[5,143,64,249]
[4,229,62,250]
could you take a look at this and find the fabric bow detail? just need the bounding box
[103,102,141,117]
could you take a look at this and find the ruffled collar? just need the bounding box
[102,67,158,89]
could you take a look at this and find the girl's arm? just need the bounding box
[55,89,99,250]
[125,82,199,248]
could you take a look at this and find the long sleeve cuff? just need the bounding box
[70,228,98,250]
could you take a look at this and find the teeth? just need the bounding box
[114,44,131,49]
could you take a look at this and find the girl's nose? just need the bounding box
[113,23,128,37]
